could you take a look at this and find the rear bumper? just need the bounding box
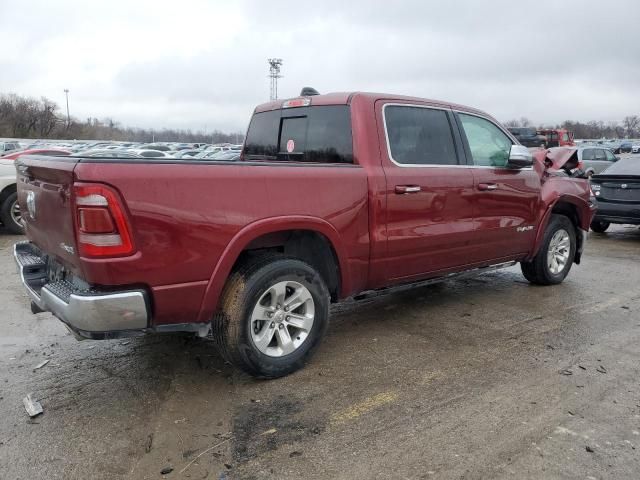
[594,202,640,225]
[14,241,149,336]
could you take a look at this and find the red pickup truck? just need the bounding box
[14,92,596,377]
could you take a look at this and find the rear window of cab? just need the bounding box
[244,105,353,164]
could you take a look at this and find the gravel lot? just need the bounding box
[1,224,639,480]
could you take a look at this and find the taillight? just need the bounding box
[73,183,135,257]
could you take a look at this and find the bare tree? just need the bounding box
[623,115,639,137]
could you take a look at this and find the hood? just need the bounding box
[532,147,579,177]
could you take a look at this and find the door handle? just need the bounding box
[395,185,421,194]
[477,183,498,191]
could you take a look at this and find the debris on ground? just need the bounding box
[559,369,573,376]
[145,433,153,453]
[596,365,607,374]
[289,450,303,457]
[33,359,50,371]
[578,365,587,371]
[261,428,277,435]
[23,393,43,417]
[586,446,595,453]
[160,466,174,475]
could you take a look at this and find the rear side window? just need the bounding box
[594,149,606,161]
[384,106,458,165]
[582,149,595,160]
[244,106,353,163]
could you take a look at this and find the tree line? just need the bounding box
[503,116,640,139]
[0,93,244,143]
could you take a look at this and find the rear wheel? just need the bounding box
[0,191,24,235]
[521,214,576,285]
[211,255,330,378]
[590,220,610,233]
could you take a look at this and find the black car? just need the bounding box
[590,157,640,232]
[507,127,546,148]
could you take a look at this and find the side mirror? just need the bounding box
[506,145,533,168]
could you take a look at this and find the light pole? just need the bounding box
[63,89,70,129]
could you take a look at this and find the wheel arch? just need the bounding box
[531,195,591,264]
[197,216,350,322]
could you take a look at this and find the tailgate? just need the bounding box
[16,156,82,275]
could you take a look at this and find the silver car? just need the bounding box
[578,146,619,176]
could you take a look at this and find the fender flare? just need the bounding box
[529,194,591,262]
[196,216,350,322]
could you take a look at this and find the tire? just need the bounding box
[0,191,24,235]
[521,214,576,285]
[211,254,330,378]
[590,220,610,233]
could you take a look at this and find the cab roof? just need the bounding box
[253,91,487,117]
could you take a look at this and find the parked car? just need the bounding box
[13,91,595,377]
[71,149,142,158]
[589,157,640,232]
[0,159,22,234]
[578,146,619,176]
[171,149,202,159]
[507,127,546,148]
[618,141,633,153]
[632,143,640,154]
[1,148,71,161]
[0,141,21,156]
[537,129,575,147]
[127,149,172,158]
[144,144,172,152]
[195,150,241,161]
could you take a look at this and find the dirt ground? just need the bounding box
[1,225,639,480]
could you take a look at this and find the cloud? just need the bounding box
[1,0,639,131]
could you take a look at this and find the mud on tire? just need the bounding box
[210,254,330,378]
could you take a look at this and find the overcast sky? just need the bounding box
[2,0,639,133]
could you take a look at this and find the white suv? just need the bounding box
[0,159,21,234]
[0,141,21,156]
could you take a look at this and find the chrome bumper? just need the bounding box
[14,242,149,334]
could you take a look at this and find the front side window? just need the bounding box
[244,106,353,163]
[384,106,458,165]
[605,150,617,161]
[562,133,569,142]
[458,114,512,167]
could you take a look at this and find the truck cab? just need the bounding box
[537,128,575,148]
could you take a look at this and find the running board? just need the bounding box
[351,261,517,301]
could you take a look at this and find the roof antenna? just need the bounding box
[300,87,320,96]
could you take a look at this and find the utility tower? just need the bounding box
[268,58,283,101]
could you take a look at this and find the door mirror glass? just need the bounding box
[506,145,533,168]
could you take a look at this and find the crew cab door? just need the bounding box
[454,112,540,262]
[378,102,476,282]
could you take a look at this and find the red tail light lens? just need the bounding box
[74,183,135,257]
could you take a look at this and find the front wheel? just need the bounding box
[521,214,576,285]
[211,255,329,378]
[590,220,610,233]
